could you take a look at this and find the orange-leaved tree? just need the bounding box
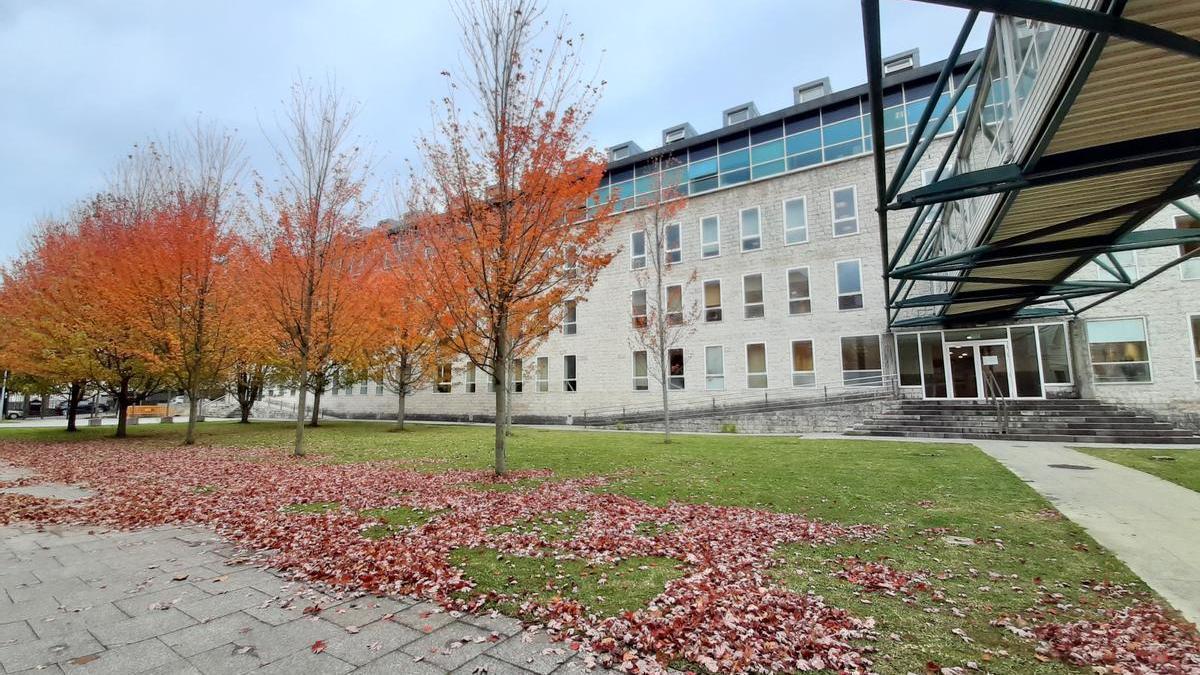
[408,0,615,475]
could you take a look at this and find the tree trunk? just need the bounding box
[114,378,130,439]
[293,369,308,458]
[184,393,199,445]
[493,318,509,476]
[309,387,322,427]
[660,350,671,445]
[239,399,252,423]
[65,381,84,433]
[39,388,48,418]
[395,388,406,431]
[504,379,513,437]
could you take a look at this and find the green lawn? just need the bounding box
[1076,447,1200,494]
[0,420,1178,673]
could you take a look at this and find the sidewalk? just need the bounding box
[973,440,1200,625]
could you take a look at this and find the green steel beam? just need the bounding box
[862,0,893,333]
[1074,246,1200,314]
[892,282,1123,309]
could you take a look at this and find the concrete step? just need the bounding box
[844,428,1200,444]
[864,415,1174,429]
[855,422,1198,437]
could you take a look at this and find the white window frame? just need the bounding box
[665,222,682,264]
[436,366,452,394]
[700,215,720,259]
[840,334,883,387]
[535,357,549,393]
[667,348,685,390]
[1190,314,1200,381]
[742,273,765,319]
[630,230,647,270]
[782,196,808,246]
[631,289,648,328]
[790,339,815,387]
[563,299,578,335]
[1174,214,1200,280]
[702,279,722,322]
[376,382,384,396]
[1096,251,1138,282]
[1086,316,1153,385]
[666,284,683,325]
[786,266,811,315]
[739,207,762,252]
[831,185,859,237]
[563,355,577,392]
[705,345,725,391]
[632,350,649,391]
[512,358,523,394]
[835,258,864,311]
[465,366,476,393]
[745,342,768,389]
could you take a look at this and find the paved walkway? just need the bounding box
[974,440,1200,625]
[0,522,605,674]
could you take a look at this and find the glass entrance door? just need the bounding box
[947,341,1015,399]
[948,346,978,398]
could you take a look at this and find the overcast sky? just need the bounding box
[0,0,985,265]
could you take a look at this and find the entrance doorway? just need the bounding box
[947,341,1014,399]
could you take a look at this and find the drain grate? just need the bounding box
[1048,463,1095,471]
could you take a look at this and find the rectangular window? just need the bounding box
[512,359,523,394]
[633,351,649,391]
[344,382,353,396]
[359,382,368,395]
[665,223,682,264]
[436,365,452,393]
[1191,315,1200,380]
[630,230,646,269]
[743,273,764,319]
[563,355,577,392]
[746,343,768,389]
[740,207,762,251]
[836,259,864,310]
[631,290,647,328]
[666,285,683,325]
[896,333,922,386]
[1038,324,1072,384]
[832,186,859,236]
[487,368,497,393]
[1175,214,1200,280]
[841,335,882,386]
[701,216,720,258]
[465,367,476,393]
[787,267,811,315]
[563,299,577,335]
[783,197,808,245]
[791,340,815,386]
[703,280,722,322]
[668,348,685,390]
[1096,251,1138,282]
[1087,317,1151,383]
[536,357,549,392]
[705,345,724,391]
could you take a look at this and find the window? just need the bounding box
[376,383,384,396]
[436,365,452,393]
[665,223,682,264]
[783,197,808,245]
[631,290,647,328]
[703,280,722,322]
[1039,324,1072,384]
[1096,251,1138,281]
[705,346,724,390]
[791,340,815,386]
[746,343,768,389]
[665,128,687,144]
[726,107,751,125]
[841,335,882,386]
[740,207,762,251]
[344,382,353,396]
[465,367,476,393]
[1087,318,1151,383]
[835,259,863,310]
[512,359,523,393]
[832,186,859,236]
[743,273,764,319]
[563,355,577,392]
[488,368,497,393]
[563,300,577,335]
[1191,315,1200,380]
[633,351,649,391]
[668,348,685,390]
[630,230,647,269]
[1175,214,1200,280]
[359,382,368,395]
[896,334,922,387]
[666,285,683,325]
[536,357,549,392]
[787,268,811,315]
[701,216,720,258]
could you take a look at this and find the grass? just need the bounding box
[359,506,444,539]
[1075,447,1200,493]
[281,500,339,514]
[0,420,1179,671]
[488,510,587,542]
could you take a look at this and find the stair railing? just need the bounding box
[982,367,1009,434]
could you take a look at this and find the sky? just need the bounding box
[0,0,985,266]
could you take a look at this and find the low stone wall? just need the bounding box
[614,399,894,434]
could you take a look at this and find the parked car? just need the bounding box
[55,400,109,415]
[4,399,43,419]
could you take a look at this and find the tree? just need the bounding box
[251,79,377,457]
[628,174,695,444]
[409,0,615,475]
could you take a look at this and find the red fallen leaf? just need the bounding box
[421,624,434,634]
[303,605,322,616]
[69,655,100,665]
[311,640,327,653]
[925,661,941,672]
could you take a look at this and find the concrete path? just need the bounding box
[974,440,1200,625]
[0,523,610,674]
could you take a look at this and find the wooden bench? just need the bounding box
[127,404,169,419]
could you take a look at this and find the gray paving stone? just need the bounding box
[489,631,573,675]
[60,637,180,675]
[11,664,66,675]
[13,577,92,603]
[185,641,265,675]
[250,617,344,664]
[160,612,269,658]
[29,601,131,640]
[0,629,104,672]
[88,607,197,647]
[458,610,523,637]
[355,649,449,674]
[453,654,532,674]
[35,562,119,583]
[324,597,409,629]
[114,583,214,617]
[393,601,458,632]
[401,622,498,672]
[0,619,35,643]
[140,659,204,675]
[254,650,354,675]
[176,588,273,623]
[322,619,421,666]
[6,595,65,622]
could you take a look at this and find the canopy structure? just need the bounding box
[861,0,1200,328]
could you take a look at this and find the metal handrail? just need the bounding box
[982,366,1009,434]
